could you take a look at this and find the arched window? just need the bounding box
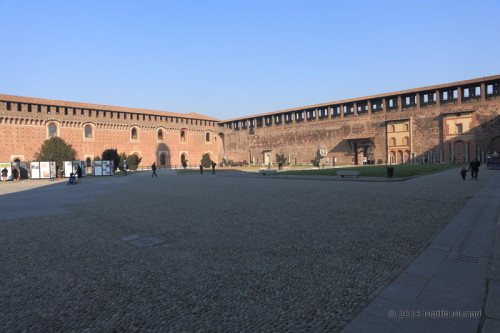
[86,158,92,167]
[390,125,396,132]
[131,128,138,140]
[404,124,409,131]
[206,132,210,142]
[390,137,396,146]
[48,123,57,137]
[84,125,93,138]
[158,129,164,140]
[403,137,409,145]
[180,130,186,142]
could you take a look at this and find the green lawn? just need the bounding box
[279,164,461,178]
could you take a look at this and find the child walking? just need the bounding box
[460,166,467,180]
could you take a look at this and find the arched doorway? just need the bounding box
[389,151,396,164]
[454,141,466,163]
[160,153,166,166]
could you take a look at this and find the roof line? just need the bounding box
[221,74,500,122]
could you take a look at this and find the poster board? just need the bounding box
[93,160,113,176]
[102,160,111,176]
[30,162,40,179]
[64,161,87,177]
[30,161,56,179]
[93,161,103,176]
[0,162,12,180]
[40,162,51,178]
[64,161,73,178]
[80,161,87,177]
[49,162,56,178]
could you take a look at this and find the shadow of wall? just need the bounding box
[412,115,500,164]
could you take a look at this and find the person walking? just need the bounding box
[151,162,158,177]
[199,164,203,174]
[468,157,481,181]
[12,168,19,181]
[1,167,8,181]
[76,165,82,182]
[211,161,216,174]
[460,166,467,180]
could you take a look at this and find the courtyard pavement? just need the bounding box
[0,167,499,332]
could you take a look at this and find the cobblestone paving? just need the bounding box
[0,168,493,332]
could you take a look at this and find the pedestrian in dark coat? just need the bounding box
[468,157,481,181]
[199,164,203,174]
[211,161,216,174]
[151,162,158,177]
[2,167,9,181]
[77,165,82,181]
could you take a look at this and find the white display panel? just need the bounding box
[30,162,40,179]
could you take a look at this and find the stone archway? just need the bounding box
[454,141,466,163]
[397,151,403,164]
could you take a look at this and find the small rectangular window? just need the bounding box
[64,107,68,115]
[38,105,42,113]
[18,103,22,111]
[456,123,463,134]
[47,106,51,114]
[6,102,11,110]
[28,104,32,112]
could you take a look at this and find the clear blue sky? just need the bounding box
[1,0,499,120]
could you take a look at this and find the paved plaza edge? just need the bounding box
[341,171,500,333]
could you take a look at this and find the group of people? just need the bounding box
[1,167,20,181]
[67,165,82,185]
[199,162,217,174]
[151,161,219,176]
[460,157,481,181]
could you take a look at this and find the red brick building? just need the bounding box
[0,96,221,168]
[219,75,500,166]
[1,75,499,168]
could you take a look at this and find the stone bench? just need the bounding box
[259,170,278,176]
[337,170,360,178]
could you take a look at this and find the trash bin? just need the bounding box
[387,167,394,178]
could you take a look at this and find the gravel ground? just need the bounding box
[0,168,494,332]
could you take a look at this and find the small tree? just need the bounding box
[33,137,77,171]
[181,154,188,168]
[102,149,120,170]
[276,154,288,165]
[126,154,141,171]
[118,152,127,171]
[201,153,212,168]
